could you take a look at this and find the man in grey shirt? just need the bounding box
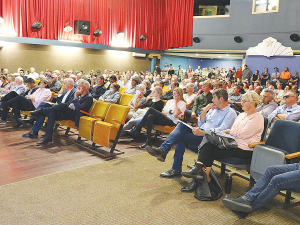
[256,88,278,117]
[242,65,253,82]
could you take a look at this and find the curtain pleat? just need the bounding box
[0,0,193,50]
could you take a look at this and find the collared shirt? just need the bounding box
[256,100,278,117]
[11,84,26,95]
[30,88,52,108]
[268,103,300,122]
[229,94,242,103]
[271,72,279,81]
[61,89,72,103]
[198,105,237,133]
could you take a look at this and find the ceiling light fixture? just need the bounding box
[64,25,73,32]
[117,32,124,37]
[0,17,4,24]
[93,29,102,36]
[32,22,42,29]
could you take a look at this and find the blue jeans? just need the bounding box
[159,123,203,172]
[244,163,300,211]
[184,109,201,120]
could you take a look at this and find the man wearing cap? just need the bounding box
[271,67,279,82]
[0,78,52,127]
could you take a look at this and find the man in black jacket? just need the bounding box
[89,75,106,99]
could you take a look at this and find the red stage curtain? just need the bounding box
[0,0,193,51]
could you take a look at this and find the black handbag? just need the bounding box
[194,169,223,201]
[199,130,238,150]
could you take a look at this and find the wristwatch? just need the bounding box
[169,110,173,114]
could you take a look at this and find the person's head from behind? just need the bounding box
[241,91,261,112]
[212,88,228,109]
[261,88,275,104]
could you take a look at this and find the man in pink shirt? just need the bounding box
[0,79,52,128]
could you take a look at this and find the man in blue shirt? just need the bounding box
[146,88,237,178]
[268,90,300,124]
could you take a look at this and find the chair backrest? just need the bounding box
[104,104,130,129]
[265,120,300,154]
[118,93,134,106]
[119,86,127,94]
[261,116,270,142]
[89,101,111,119]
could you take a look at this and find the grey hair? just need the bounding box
[63,78,74,87]
[186,82,195,88]
[78,79,90,89]
[262,88,275,99]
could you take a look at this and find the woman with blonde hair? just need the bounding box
[132,87,186,148]
[181,91,264,192]
[121,86,164,136]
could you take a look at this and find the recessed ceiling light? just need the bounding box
[64,25,73,32]
[0,17,4,24]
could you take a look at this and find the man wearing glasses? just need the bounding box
[256,88,278,117]
[268,91,300,123]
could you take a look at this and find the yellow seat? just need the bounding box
[119,86,127,94]
[78,101,111,141]
[118,93,134,106]
[93,104,130,154]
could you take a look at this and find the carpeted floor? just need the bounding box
[0,151,300,224]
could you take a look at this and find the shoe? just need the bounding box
[0,119,7,125]
[36,138,52,146]
[30,109,44,117]
[222,196,252,213]
[22,130,38,138]
[12,122,22,128]
[18,118,34,126]
[181,179,197,192]
[160,169,181,178]
[141,139,152,149]
[145,145,166,162]
[181,162,204,179]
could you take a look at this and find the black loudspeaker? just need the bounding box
[140,35,146,41]
[193,37,201,43]
[234,36,243,43]
[32,22,42,29]
[290,33,300,42]
[74,20,90,35]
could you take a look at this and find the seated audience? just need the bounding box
[256,88,278,117]
[127,84,147,119]
[99,83,120,103]
[1,74,16,94]
[223,163,300,217]
[0,78,52,127]
[121,86,164,136]
[29,80,93,146]
[132,87,186,148]
[89,75,106,99]
[161,81,179,100]
[268,90,300,124]
[145,89,237,178]
[183,83,197,110]
[125,77,139,95]
[49,74,62,92]
[181,91,263,191]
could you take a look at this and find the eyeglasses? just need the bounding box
[241,100,250,103]
[283,95,294,99]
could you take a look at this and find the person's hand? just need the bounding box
[75,87,83,98]
[203,103,214,113]
[228,100,233,104]
[192,128,205,136]
[191,112,196,118]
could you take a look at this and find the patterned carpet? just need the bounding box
[0,151,300,224]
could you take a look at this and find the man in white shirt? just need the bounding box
[28,67,39,80]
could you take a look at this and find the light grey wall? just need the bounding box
[186,0,300,50]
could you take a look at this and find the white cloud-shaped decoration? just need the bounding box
[246,37,293,57]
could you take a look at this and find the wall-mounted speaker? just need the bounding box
[290,33,300,42]
[32,22,42,29]
[140,35,146,41]
[193,37,201,43]
[74,20,90,35]
[234,36,243,43]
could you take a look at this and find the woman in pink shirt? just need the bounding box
[181,91,264,182]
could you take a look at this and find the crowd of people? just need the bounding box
[0,64,300,218]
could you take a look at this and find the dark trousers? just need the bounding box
[1,91,18,102]
[43,104,76,140]
[1,95,35,122]
[135,108,175,141]
[198,142,253,167]
[32,102,54,133]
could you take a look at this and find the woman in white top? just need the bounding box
[133,87,186,148]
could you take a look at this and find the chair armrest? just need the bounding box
[80,110,90,116]
[248,142,265,148]
[285,151,300,159]
[112,119,125,125]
